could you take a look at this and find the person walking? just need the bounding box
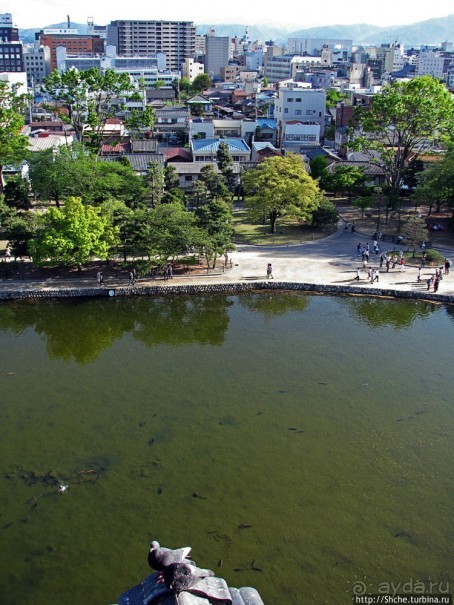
[99,271,104,285]
[355,267,360,281]
[266,263,273,279]
[444,258,450,275]
[417,267,421,283]
[356,243,361,256]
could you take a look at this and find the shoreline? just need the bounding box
[1,281,453,304]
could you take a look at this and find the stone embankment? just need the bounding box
[0,282,452,304]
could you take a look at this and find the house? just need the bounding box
[154,107,190,137]
[280,120,321,150]
[186,95,213,115]
[169,161,241,191]
[190,138,251,163]
[251,142,281,162]
[255,118,278,145]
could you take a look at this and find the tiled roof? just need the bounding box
[170,161,241,175]
[28,134,75,152]
[191,138,250,153]
[257,118,277,129]
[100,154,164,172]
[131,139,158,153]
[163,148,193,162]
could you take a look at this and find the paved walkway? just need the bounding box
[1,227,453,297]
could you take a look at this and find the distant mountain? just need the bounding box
[287,15,454,46]
[19,15,454,47]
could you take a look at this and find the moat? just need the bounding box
[0,293,453,604]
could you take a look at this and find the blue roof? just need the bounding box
[192,138,250,153]
[257,118,277,130]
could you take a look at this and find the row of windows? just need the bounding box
[285,134,317,141]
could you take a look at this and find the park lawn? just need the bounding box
[232,209,334,245]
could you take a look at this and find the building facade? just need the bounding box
[24,45,51,86]
[36,31,104,71]
[274,82,326,137]
[204,35,230,80]
[106,20,196,71]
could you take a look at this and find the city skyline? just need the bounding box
[2,0,454,32]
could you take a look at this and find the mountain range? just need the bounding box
[19,14,454,47]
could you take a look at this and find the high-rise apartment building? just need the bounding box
[0,13,24,73]
[204,35,230,79]
[106,20,196,71]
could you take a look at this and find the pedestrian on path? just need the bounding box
[266,263,273,279]
[357,243,361,256]
[444,258,450,275]
[417,268,421,283]
[434,278,440,293]
[128,270,135,286]
[355,267,360,281]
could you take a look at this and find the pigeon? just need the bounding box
[162,562,214,593]
[148,541,192,571]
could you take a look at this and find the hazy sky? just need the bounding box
[3,0,453,31]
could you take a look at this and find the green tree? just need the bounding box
[0,81,31,193]
[242,154,322,234]
[195,198,233,268]
[199,164,229,201]
[403,216,428,257]
[164,164,180,191]
[3,175,31,209]
[352,76,454,195]
[150,202,196,259]
[326,89,347,108]
[124,107,155,140]
[30,197,117,268]
[311,197,338,227]
[42,68,140,154]
[3,211,37,259]
[191,178,209,208]
[326,164,365,201]
[145,162,164,207]
[216,142,235,191]
[262,77,269,88]
[414,148,454,215]
[191,74,212,94]
[309,155,329,185]
[352,195,372,218]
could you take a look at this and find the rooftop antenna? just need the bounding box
[67,15,70,29]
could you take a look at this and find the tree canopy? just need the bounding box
[30,197,118,268]
[41,68,145,154]
[351,76,454,195]
[0,81,31,192]
[242,154,322,233]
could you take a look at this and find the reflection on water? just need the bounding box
[0,294,453,605]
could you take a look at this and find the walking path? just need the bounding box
[1,226,453,299]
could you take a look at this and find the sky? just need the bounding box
[3,0,453,31]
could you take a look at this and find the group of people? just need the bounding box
[424,261,450,292]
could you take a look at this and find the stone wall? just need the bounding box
[0,282,453,304]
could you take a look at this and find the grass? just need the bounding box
[232,209,335,246]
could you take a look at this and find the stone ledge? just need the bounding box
[0,282,453,304]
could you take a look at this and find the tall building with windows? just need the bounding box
[36,29,105,71]
[204,34,230,80]
[0,13,24,74]
[106,20,196,71]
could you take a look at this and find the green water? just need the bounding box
[0,294,453,605]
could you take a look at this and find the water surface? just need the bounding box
[0,294,453,604]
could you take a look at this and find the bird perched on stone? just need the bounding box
[148,540,192,571]
[162,562,214,593]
